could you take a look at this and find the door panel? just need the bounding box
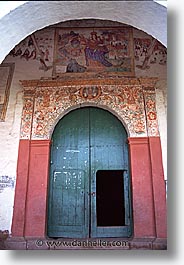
[47,107,132,238]
[48,108,90,238]
[89,108,131,237]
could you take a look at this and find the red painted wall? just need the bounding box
[12,137,166,240]
[128,137,156,238]
[149,137,167,238]
[11,140,30,237]
[24,140,51,237]
[128,137,167,240]
[12,139,51,238]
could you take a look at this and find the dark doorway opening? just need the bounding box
[96,170,125,226]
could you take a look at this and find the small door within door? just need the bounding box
[47,107,132,238]
[96,170,125,227]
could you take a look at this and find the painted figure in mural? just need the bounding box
[66,58,86,73]
[83,31,112,67]
[84,46,112,67]
[58,31,82,60]
[55,28,135,73]
[134,38,167,69]
[57,30,113,70]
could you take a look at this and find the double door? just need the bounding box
[48,107,132,238]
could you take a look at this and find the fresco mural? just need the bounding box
[19,78,159,140]
[8,24,167,77]
[134,38,167,70]
[9,28,54,71]
[0,63,14,121]
[53,27,134,76]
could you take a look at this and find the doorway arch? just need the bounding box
[47,107,132,238]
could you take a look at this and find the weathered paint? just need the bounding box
[148,137,167,239]
[0,16,166,239]
[12,134,166,243]
[128,137,167,240]
[128,137,156,238]
[0,1,167,64]
[48,107,132,238]
[11,139,30,237]
[12,140,51,238]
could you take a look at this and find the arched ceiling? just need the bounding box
[0,1,167,64]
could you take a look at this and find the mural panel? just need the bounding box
[9,28,54,71]
[7,24,167,78]
[134,38,167,70]
[53,27,134,76]
[0,63,14,121]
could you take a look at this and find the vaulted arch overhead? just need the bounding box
[0,1,167,63]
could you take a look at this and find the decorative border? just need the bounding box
[20,78,159,140]
[0,63,15,121]
[143,88,159,137]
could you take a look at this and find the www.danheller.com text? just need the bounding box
[36,239,129,248]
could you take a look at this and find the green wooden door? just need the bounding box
[90,108,132,237]
[47,107,132,238]
[48,108,90,238]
